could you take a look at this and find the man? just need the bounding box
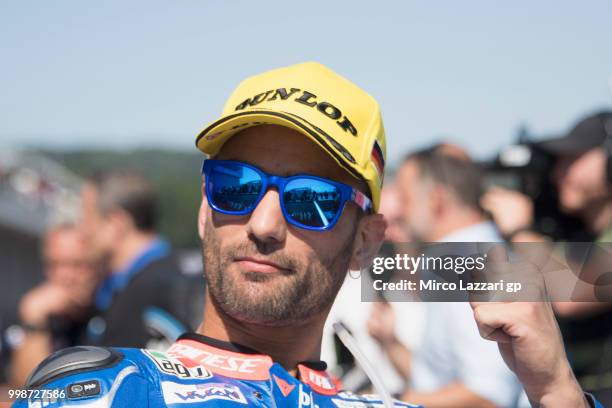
[482,111,612,243]
[80,170,202,349]
[482,111,612,404]
[379,183,412,243]
[322,183,424,395]
[369,145,528,407]
[13,63,600,407]
[9,221,100,387]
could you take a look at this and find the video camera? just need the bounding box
[482,127,592,241]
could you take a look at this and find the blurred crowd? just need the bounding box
[1,109,612,407]
[1,169,205,391]
[322,110,612,407]
[0,151,80,212]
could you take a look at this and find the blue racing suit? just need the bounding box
[12,333,423,407]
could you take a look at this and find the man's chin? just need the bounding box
[232,274,292,300]
[241,270,281,282]
[225,310,298,327]
[212,292,299,327]
[209,273,307,326]
[558,198,583,214]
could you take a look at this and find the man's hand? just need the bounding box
[470,247,589,407]
[480,187,534,237]
[11,282,84,387]
[19,282,87,327]
[367,302,413,382]
[367,302,397,346]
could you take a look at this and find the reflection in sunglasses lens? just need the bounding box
[284,178,341,228]
[210,163,263,212]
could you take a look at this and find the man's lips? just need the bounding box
[234,257,289,274]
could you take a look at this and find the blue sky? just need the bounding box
[1,0,611,166]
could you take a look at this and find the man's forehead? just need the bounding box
[398,159,418,179]
[46,227,85,248]
[215,125,359,186]
[396,160,426,195]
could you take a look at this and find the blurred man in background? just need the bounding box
[483,111,612,243]
[80,170,203,349]
[9,221,100,386]
[322,183,425,396]
[482,110,612,404]
[379,183,412,243]
[371,144,527,408]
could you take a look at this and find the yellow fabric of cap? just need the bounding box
[195,62,386,212]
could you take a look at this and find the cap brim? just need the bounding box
[536,135,600,155]
[196,109,363,184]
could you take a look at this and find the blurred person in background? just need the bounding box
[371,144,528,408]
[80,170,203,349]
[379,183,412,243]
[482,110,612,243]
[8,221,101,386]
[482,110,612,404]
[322,182,425,396]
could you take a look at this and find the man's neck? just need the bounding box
[582,199,612,235]
[427,209,486,242]
[110,231,157,272]
[197,294,326,375]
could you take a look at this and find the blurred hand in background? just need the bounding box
[10,223,99,386]
[367,302,412,382]
[368,302,397,346]
[480,187,534,238]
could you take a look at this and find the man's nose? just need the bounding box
[246,189,287,245]
[48,265,72,286]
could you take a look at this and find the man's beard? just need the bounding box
[202,218,354,327]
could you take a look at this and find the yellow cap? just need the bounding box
[195,62,386,212]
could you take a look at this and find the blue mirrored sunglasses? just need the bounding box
[201,160,372,231]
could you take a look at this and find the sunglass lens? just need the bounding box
[208,162,263,213]
[283,178,342,228]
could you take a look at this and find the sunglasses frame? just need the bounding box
[201,159,372,231]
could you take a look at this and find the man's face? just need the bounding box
[200,125,365,326]
[44,227,97,289]
[396,160,434,242]
[552,148,609,213]
[379,185,409,242]
[80,184,114,261]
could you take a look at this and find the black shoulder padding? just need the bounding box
[26,346,123,388]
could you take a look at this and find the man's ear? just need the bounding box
[349,213,387,271]
[109,208,132,235]
[430,185,448,217]
[198,197,209,240]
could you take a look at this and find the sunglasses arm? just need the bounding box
[351,189,373,213]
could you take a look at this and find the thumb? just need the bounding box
[487,244,510,263]
[472,303,513,343]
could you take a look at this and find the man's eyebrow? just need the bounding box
[215,158,340,179]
